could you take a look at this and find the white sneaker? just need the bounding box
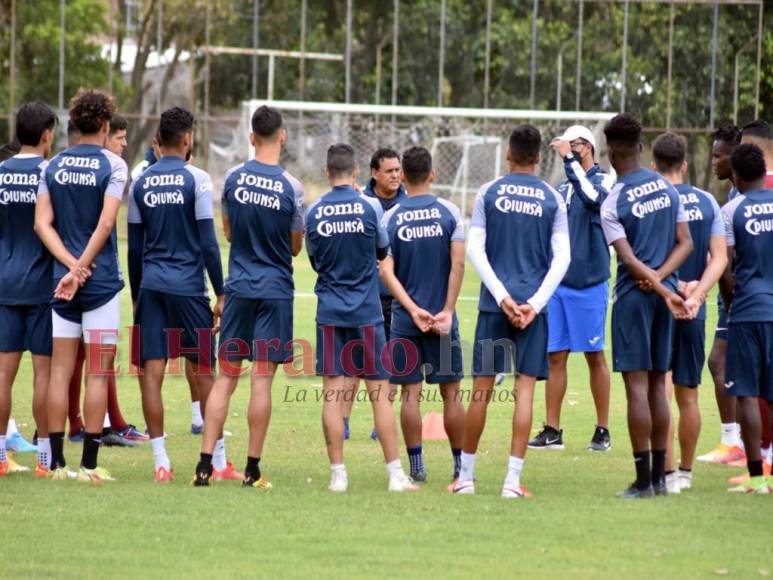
[388,471,420,492]
[665,472,681,494]
[328,469,348,492]
[501,484,526,499]
[451,479,475,495]
[677,470,692,491]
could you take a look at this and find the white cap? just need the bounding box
[560,125,596,150]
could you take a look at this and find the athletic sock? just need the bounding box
[452,448,462,478]
[103,413,111,430]
[0,435,6,463]
[633,450,651,490]
[503,455,524,489]
[197,452,213,475]
[7,418,18,436]
[150,437,171,471]
[191,401,203,426]
[213,438,227,471]
[343,416,350,429]
[245,456,261,480]
[331,463,346,476]
[721,422,739,447]
[385,459,404,478]
[651,449,666,486]
[81,432,101,470]
[748,459,764,478]
[407,445,424,475]
[49,432,66,469]
[762,445,773,465]
[37,438,50,468]
[460,451,476,482]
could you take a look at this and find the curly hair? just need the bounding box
[730,143,766,183]
[604,113,642,149]
[69,89,116,135]
[157,107,195,148]
[713,125,741,147]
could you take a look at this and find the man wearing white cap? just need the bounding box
[529,125,615,452]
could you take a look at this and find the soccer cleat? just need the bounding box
[5,454,30,473]
[410,468,427,483]
[727,476,769,494]
[76,466,115,483]
[528,424,564,450]
[697,443,737,463]
[34,463,51,479]
[653,480,668,496]
[212,461,244,482]
[191,423,203,435]
[677,470,693,491]
[328,469,348,492]
[616,483,655,499]
[192,465,212,487]
[0,461,7,477]
[50,467,76,481]
[101,431,139,448]
[451,479,475,495]
[727,462,772,485]
[587,426,611,452]
[388,472,420,492]
[665,473,681,494]
[714,446,746,465]
[154,466,173,483]
[68,428,85,443]
[501,484,533,499]
[6,431,37,453]
[243,475,273,490]
[117,425,149,442]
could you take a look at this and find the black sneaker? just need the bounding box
[411,469,427,483]
[587,426,611,452]
[528,424,564,450]
[192,463,212,487]
[652,478,668,496]
[616,483,655,499]
[101,431,139,448]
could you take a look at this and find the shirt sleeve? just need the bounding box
[600,184,626,244]
[470,184,489,228]
[304,199,320,257]
[438,198,465,242]
[467,226,509,306]
[105,151,128,200]
[564,160,613,209]
[127,184,143,224]
[364,196,389,249]
[527,191,571,313]
[676,194,687,223]
[283,171,306,232]
[708,194,725,236]
[721,196,744,248]
[37,160,51,197]
[190,167,215,220]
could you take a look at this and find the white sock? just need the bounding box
[213,438,227,471]
[150,436,171,471]
[191,401,203,426]
[385,459,404,478]
[504,455,524,488]
[720,422,739,447]
[7,418,17,436]
[37,438,50,468]
[460,451,476,482]
[0,435,6,462]
[763,445,773,465]
[103,414,111,429]
[331,463,346,475]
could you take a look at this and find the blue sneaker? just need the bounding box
[370,428,378,441]
[6,431,37,453]
[68,428,85,443]
[191,423,203,435]
[343,419,350,441]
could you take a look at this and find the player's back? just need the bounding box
[129,156,212,297]
[222,160,303,299]
[305,185,386,326]
[473,172,564,311]
[0,155,52,304]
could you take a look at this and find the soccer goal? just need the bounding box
[212,100,615,221]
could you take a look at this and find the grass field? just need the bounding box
[1,207,771,579]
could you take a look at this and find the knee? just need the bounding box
[585,352,608,369]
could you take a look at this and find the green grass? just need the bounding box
[1,208,771,579]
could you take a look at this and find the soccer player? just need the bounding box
[699,125,744,465]
[193,106,304,488]
[530,125,614,451]
[0,102,56,477]
[128,107,228,483]
[379,146,466,484]
[35,89,128,482]
[721,142,773,493]
[305,143,417,493]
[454,124,570,498]
[599,114,693,498]
[650,133,727,493]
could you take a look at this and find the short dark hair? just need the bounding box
[157,107,195,148]
[109,113,128,135]
[69,89,116,135]
[604,113,642,150]
[401,146,432,185]
[370,147,400,171]
[730,143,766,183]
[0,141,21,162]
[15,101,57,147]
[652,132,686,174]
[327,143,356,178]
[508,124,541,164]
[251,105,283,138]
[713,124,741,146]
[742,120,771,141]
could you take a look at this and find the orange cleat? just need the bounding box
[34,463,50,478]
[714,446,745,465]
[727,462,772,485]
[0,460,8,477]
[154,466,173,483]
[212,461,244,481]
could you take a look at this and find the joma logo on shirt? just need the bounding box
[143,174,185,188]
[314,202,365,219]
[144,190,184,207]
[631,194,671,218]
[743,203,773,218]
[0,188,36,205]
[53,169,96,186]
[625,179,668,202]
[0,172,38,186]
[60,156,100,169]
[495,184,546,200]
[494,197,543,216]
[316,218,364,237]
[234,187,280,209]
[236,173,284,193]
[397,223,443,242]
[395,207,442,225]
[744,218,773,236]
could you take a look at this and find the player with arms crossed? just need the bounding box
[454,124,571,498]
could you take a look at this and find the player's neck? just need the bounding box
[507,162,536,175]
[406,183,431,197]
[613,160,641,177]
[19,144,45,157]
[661,172,683,186]
[329,178,354,188]
[737,178,765,194]
[254,146,281,166]
[78,134,105,147]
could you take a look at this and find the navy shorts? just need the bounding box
[715,300,729,341]
[726,322,773,402]
[547,281,608,353]
[611,289,674,373]
[472,311,548,380]
[0,303,52,356]
[672,318,706,388]
[390,326,464,385]
[315,323,389,380]
[218,296,293,363]
[134,289,215,370]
